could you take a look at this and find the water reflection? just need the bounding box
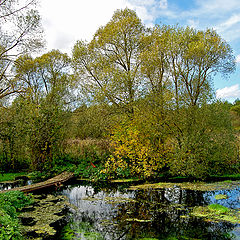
[60,182,239,240]
[0,179,33,191]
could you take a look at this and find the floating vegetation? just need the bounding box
[58,182,240,239]
[125,218,152,223]
[82,196,136,204]
[137,239,159,240]
[190,204,240,224]
[82,197,100,201]
[20,194,70,239]
[110,178,141,183]
[215,194,228,200]
[129,181,240,191]
[104,196,136,204]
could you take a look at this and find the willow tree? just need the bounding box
[72,8,145,114]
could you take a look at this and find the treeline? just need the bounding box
[0,6,239,179]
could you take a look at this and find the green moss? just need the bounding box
[208,204,229,214]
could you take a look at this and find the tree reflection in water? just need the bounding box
[60,182,239,240]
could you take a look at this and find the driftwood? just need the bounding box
[0,171,74,193]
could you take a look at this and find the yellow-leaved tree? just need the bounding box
[101,119,172,179]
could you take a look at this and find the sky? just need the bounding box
[39,0,240,102]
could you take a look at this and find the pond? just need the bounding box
[57,181,240,240]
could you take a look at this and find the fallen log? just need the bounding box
[0,171,74,193]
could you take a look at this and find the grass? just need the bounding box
[0,172,27,182]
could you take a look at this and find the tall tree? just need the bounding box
[170,27,235,106]
[12,50,72,170]
[72,8,145,114]
[0,0,43,100]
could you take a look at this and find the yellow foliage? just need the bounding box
[102,120,172,179]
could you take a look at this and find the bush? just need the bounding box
[101,120,171,179]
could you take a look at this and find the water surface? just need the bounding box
[60,181,240,240]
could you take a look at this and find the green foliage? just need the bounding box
[169,102,238,179]
[230,99,240,132]
[0,50,74,171]
[70,104,116,139]
[0,8,238,180]
[0,191,34,240]
[72,8,145,114]
[0,191,34,213]
[0,209,22,240]
[0,172,27,182]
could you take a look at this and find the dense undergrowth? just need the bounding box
[0,191,34,240]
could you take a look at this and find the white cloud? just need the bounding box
[40,0,130,53]
[40,0,173,53]
[215,14,240,34]
[195,0,240,13]
[216,84,240,99]
[159,0,168,9]
[187,19,199,28]
[236,55,240,63]
[38,0,240,56]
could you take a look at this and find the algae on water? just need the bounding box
[20,194,69,239]
[190,204,240,224]
[214,194,228,200]
[129,181,240,191]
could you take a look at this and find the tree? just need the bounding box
[170,27,235,107]
[0,0,43,100]
[72,8,145,114]
[12,50,72,170]
[169,101,238,178]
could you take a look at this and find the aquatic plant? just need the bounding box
[191,204,240,224]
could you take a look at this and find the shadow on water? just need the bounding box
[58,181,240,240]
